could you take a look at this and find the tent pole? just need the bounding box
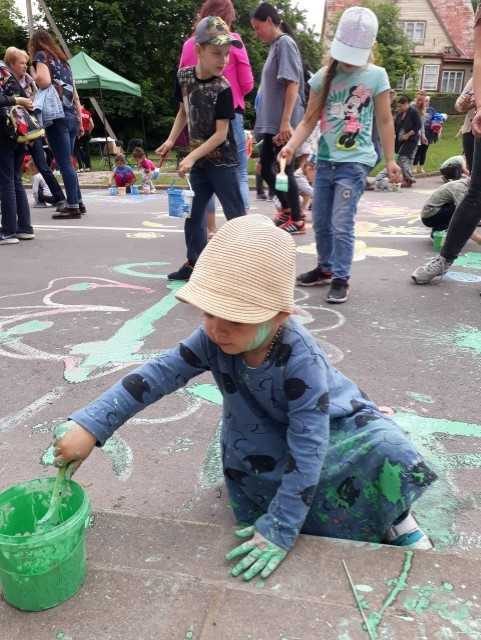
[99,86,112,169]
[36,0,118,141]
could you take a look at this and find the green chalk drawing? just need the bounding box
[449,326,481,357]
[395,411,481,550]
[0,320,53,344]
[55,632,73,640]
[112,261,169,279]
[102,435,134,480]
[66,282,94,291]
[407,392,434,404]
[184,626,194,640]
[455,252,481,271]
[355,584,374,593]
[186,383,222,405]
[199,419,223,489]
[65,281,183,383]
[378,459,403,505]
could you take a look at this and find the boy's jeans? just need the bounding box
[313,161,369,281]
[0,142,33,236]
[188,163,245,265]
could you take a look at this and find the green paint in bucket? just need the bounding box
[0,477,90,611]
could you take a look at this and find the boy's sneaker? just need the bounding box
[16,232,35,240]
[411,255,451,284]
[326,279,349,304]
[385,513,433,550]
[280,218,306,235]
[296,267,332,287]
[55,199,67,211]
[273,208,291,226]
[0,234,20,245]
[52,206,81,219]
[168,262,194,281]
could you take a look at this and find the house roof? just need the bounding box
[427,0,474,59]
[323,0,475,60]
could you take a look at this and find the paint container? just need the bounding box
[432,230,447,252]
[167,186,186,218]
[0,477,90,611]
[183,189,194,218]
[108,186,118,196]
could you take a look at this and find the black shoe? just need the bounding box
[296,267,332,287]
[79,202,87,214]
[54,199,67,211]
[168,262,194,281]
[52,206,81,219]
[256,193,267,200]
[326,279,350,304]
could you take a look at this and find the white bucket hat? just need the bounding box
[176,215,296,323]
[331,6,378,67]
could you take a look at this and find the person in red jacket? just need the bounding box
[75,103,94,171]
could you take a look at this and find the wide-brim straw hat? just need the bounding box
[176,215,296,323]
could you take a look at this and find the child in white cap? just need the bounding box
[51,215,435,582]
[280,6,402,303]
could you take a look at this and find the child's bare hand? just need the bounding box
[155,140,174,166]
[386,160,402,184]
[53,421,96,470]
[178,155,194,178]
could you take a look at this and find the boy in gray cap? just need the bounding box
[156,16,246,281]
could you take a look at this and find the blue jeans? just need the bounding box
[313,161,370,281]
[28,137,65,203]
[188,163,245,264]
[0,142,33,236]
[46,109,82,207]
[205,112,249,215]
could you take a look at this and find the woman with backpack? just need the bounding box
[251,2,306,235]
[28,29,85,219]
[0,55,35,244]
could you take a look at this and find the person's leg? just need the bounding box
[422,203,455,232]
[327,163,369,300]
[183,166,214,267]
[65,111,83,205]
[255,162,266,198]
[463,132,475,173]
[413,146,421,167]
[209,165,245,221]
[0,143,19,239]
[13,145,33,236]
[399,154,414,185]
[419,143,429,168]
[232,113,249,210]
[46,118,80,208]
[223,474,264,526]
[29,137,65,203]
[260,134,282,201]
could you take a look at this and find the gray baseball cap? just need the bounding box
[195,16,242,48]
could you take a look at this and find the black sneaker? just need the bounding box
[168,262,194,281]
[326,279,350,304]
[256,193,267,200]
[54,199,67,211]
[52,206,81,219]
[79,202,87,214]
[296,267,332,287]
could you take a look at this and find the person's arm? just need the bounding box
[472,18,481,136]
[375,90,402,183]
[233,39,254,98]
[275,80,300,146]
[280,88,321,164]
[456,80,475,113]
[53,327,212,464]
[179,38,196,69]
[178,119,229,177]
[30,61,51,90]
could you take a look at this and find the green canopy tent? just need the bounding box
[70,51,142,167]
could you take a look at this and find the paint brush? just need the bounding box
[342,560,376,640]
[275,157,289,193]
[35,466,68,533]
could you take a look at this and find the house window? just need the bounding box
[402,21,426,44]
[421,65,440,91]
[441,70,465,94]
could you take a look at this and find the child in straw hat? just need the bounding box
[51,215,436,582]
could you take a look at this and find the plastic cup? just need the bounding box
[432,230,447,252]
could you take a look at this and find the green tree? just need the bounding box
[0,0,28,55]
[472,0,479,13]
[42,0,322,145]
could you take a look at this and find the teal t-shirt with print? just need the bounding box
[309,64,390,167]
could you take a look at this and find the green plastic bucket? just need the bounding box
[0,477,90,611]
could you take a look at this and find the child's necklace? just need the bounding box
[263,327,283,363]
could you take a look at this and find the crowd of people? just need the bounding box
[1,0,481,586]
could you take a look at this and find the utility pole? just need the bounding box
[35,0,118,142]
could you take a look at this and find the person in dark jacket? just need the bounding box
[395,95,422,187]
[0,59,35,244]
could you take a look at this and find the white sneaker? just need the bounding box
[385,513,433,550]
[411,255,451,284]
[16,232,35,240]
[0,234,20,245]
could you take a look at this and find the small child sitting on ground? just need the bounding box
[420,176,481,244]
[110,154,136,193]
[51,215,436,583]
[25,157,56,207]
[132,146,159,193]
